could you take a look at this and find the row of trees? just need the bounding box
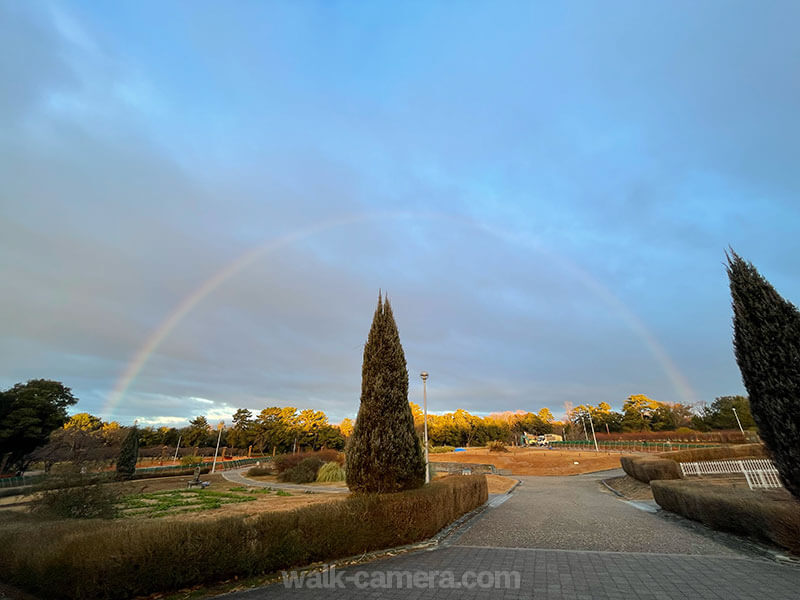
[564,394,755,436]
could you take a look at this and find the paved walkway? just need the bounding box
[225,469,800,599]
[221,468,348,494]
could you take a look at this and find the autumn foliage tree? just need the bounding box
[727,250,800,498]
[346,295,425,493]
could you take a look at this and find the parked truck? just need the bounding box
[536,434,562,446]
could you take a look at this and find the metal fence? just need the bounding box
[548,440,718,453]
[679,458,783,490]
[0,457,270,491]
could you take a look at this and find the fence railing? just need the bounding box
[0,457,270,491]
[0,474,46,489]
[680,458,783,490]
[548,440,718,453]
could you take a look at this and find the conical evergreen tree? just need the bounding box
[116,426,139,480]
[346,294,425,493]
[727,250,800,499]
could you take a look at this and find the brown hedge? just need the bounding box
[652,479,800,554]
[620,443,769,484]
[620,456,681,483]
[659,443,767,463]
[0,474,487,600]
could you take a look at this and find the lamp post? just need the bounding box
[586,410,599,452]
[420,372,429,484]
[211,421,224,474]
[732,407,745,436]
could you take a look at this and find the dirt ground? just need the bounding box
[429,447,623,475]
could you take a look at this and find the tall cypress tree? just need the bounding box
[727,250,800,499]
[116,426,139,480]
[346,294,425,493]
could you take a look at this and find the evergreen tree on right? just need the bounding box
[346,294,425,493]
[727,250,800,499]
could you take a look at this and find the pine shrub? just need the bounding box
[727,250,800,498]
[116,427,139,480]
[346,295,425,493]
[488,440,509,453]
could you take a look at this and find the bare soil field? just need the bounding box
[429,447,623,475]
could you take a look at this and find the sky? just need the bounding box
[2,0,800,427]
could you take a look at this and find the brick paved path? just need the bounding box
[225,470,800,599]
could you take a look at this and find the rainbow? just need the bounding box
[104,212,695,419]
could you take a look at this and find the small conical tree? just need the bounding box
[346,294,425,493]
[116,426,139,480]
[727,250,800,499]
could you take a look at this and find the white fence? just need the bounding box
[679,459,783,490]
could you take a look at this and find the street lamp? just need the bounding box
[420,372,429,484]
[732,407,745,436]
[211,421,224,474]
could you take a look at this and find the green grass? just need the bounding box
[276,489,291,496]
[118,489,257,518]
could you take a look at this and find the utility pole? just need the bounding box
[732,407,745,436]
[421,372,429,484]
[211,422,224,474]
[173,435,182,462]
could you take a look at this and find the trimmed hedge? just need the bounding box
[0,475,487,599]
[652,480,800,554]
[620,456,681,483]
[621,443,768,484]
[659,443,767,463]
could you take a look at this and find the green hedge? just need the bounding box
[0,475,487,599]
[652,479,800,553]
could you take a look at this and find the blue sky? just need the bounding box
[2,0,799,426]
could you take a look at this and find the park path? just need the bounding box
[224,469,800,599]
[221,468,348,494]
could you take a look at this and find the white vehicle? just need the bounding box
[537,434,562,446]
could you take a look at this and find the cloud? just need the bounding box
[4,1,799,428]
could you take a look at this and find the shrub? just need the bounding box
[273,450,342,474]
[0,475,487,599]
[316,461,346,482]
[727,250,800,499]
[115,427,139,480]
[488,441,509,453]
[430,446,455,454]
[29,472,120,519]
[620,455,681,483]
[246,466,272,477]
[278,458,323,483]
[346,294,425,493]
[652,479,800,553]
[180,455,204,467]
[659,443,767,463]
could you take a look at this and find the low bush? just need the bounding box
[651,480,800,554]
[274,450,343,474]
[620,456,681,483]
[278,458,323,484]
[316,462,345,482]
[430,446,455,454]
[659,443,767,463]
[0,475,487,599]
[29,474,120,520]
[180,455,205,467]
[245,466,272,477]
[487,441,509,453]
